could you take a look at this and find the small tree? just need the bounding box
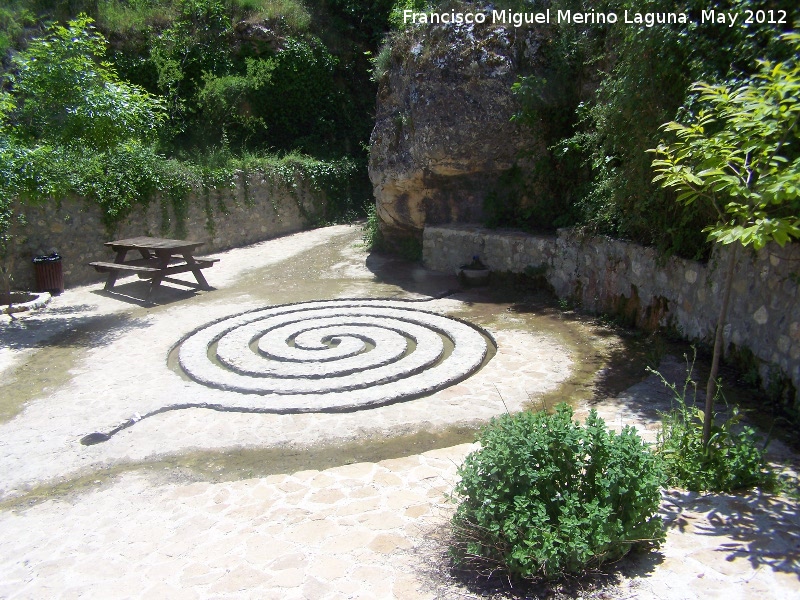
[7,15,164,151]
[650,33,800,445]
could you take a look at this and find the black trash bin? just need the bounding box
[33,253,64,295]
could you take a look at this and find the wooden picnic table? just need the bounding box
[89,236,219,302]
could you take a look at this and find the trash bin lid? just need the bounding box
[33,253,62,263]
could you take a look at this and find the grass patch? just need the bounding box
[651,352,774,493]
[232,0,311,30]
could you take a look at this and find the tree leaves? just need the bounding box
[7,16,165,151]
[650,33,800,251]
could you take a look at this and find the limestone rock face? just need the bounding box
[368,19,543,249]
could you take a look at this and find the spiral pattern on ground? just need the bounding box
[174,299,494,412]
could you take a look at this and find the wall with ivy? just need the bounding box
[10,170,325,290]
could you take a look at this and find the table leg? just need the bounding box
[146,252,172,302]
[105,249,128,290]
[183,253,211,290]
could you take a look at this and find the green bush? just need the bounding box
[450,404,665,581]
[8,16,165,150]
[651,359,773,492]
[231,0,311,30]
[508,0,799,259]
[361,202,384,251]
[197,56,275,143]
[248,37,341,153]
[387,0,427,30]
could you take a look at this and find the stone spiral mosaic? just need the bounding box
[174,299,495,412]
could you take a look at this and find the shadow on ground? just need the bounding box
[662,489,800,578]
[0,311,150,352]
[414,522,661,600]
[91,278,212,307]
[365,251,460,298]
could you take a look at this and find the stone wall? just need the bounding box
[424,224,800,406]
[8,171,324,290]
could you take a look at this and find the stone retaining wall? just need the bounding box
[424,224,800,407]
[7,171,324,290]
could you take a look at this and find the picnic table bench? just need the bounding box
[89,236,218,302]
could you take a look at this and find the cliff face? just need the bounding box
[368,18,544,250]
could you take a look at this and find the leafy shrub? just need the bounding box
[361,203,384,250]
[508,0,798,259]
[231,0,311,31]
[450,404,665,581]
[0,17,192,230]
[197,56,275,143]
[368,42,393,82]
[650,358,773,492]
[97,0,179,31]
[388,0,428,30]
[248,37,340,153]
[7,16,165,150]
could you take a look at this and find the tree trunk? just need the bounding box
[703,244,738,446]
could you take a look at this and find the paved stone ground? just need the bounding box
[0,225,798,598]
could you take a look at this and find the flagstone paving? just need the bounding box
[0,225,797,598]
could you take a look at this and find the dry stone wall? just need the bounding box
[424,224,800,408]
[9,171,324,290]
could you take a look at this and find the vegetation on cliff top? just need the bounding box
[484,0,798,260]
[0,0,397,241]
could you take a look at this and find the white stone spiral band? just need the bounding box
[175,299,494,412]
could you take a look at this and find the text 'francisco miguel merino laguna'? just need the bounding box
[403,8,789,28]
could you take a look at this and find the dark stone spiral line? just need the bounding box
[174,299,494,412]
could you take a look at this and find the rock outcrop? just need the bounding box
[368,15,544,250]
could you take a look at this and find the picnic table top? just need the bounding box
[104,237,205,252]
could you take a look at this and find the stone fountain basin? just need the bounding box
[457,267,490,286]
[1,291,52,315]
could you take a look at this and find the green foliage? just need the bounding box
[483,161,581,232]
[651,33,800,252]
[0,3,35,56]
[12,142,194,228]
[197,56,274,142]
[367,42,393,82]
[360,202,384,250]
[450,404,665,581]
[508,0,799,259]
[97,0,178,31]
[1,0,390,213]
[230,0,311,31]
[0,91,21,262]
[95,0,314,32]
[326,0,395,44]
[0,0,396,243]
[650,356,773,492]
[0,18,189,231]
[232,151,361,223]
[147,0,233,140]
[7,16,165,151]
[500,0,600,233]
[388,0,428,30]
[247,37,340,153]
